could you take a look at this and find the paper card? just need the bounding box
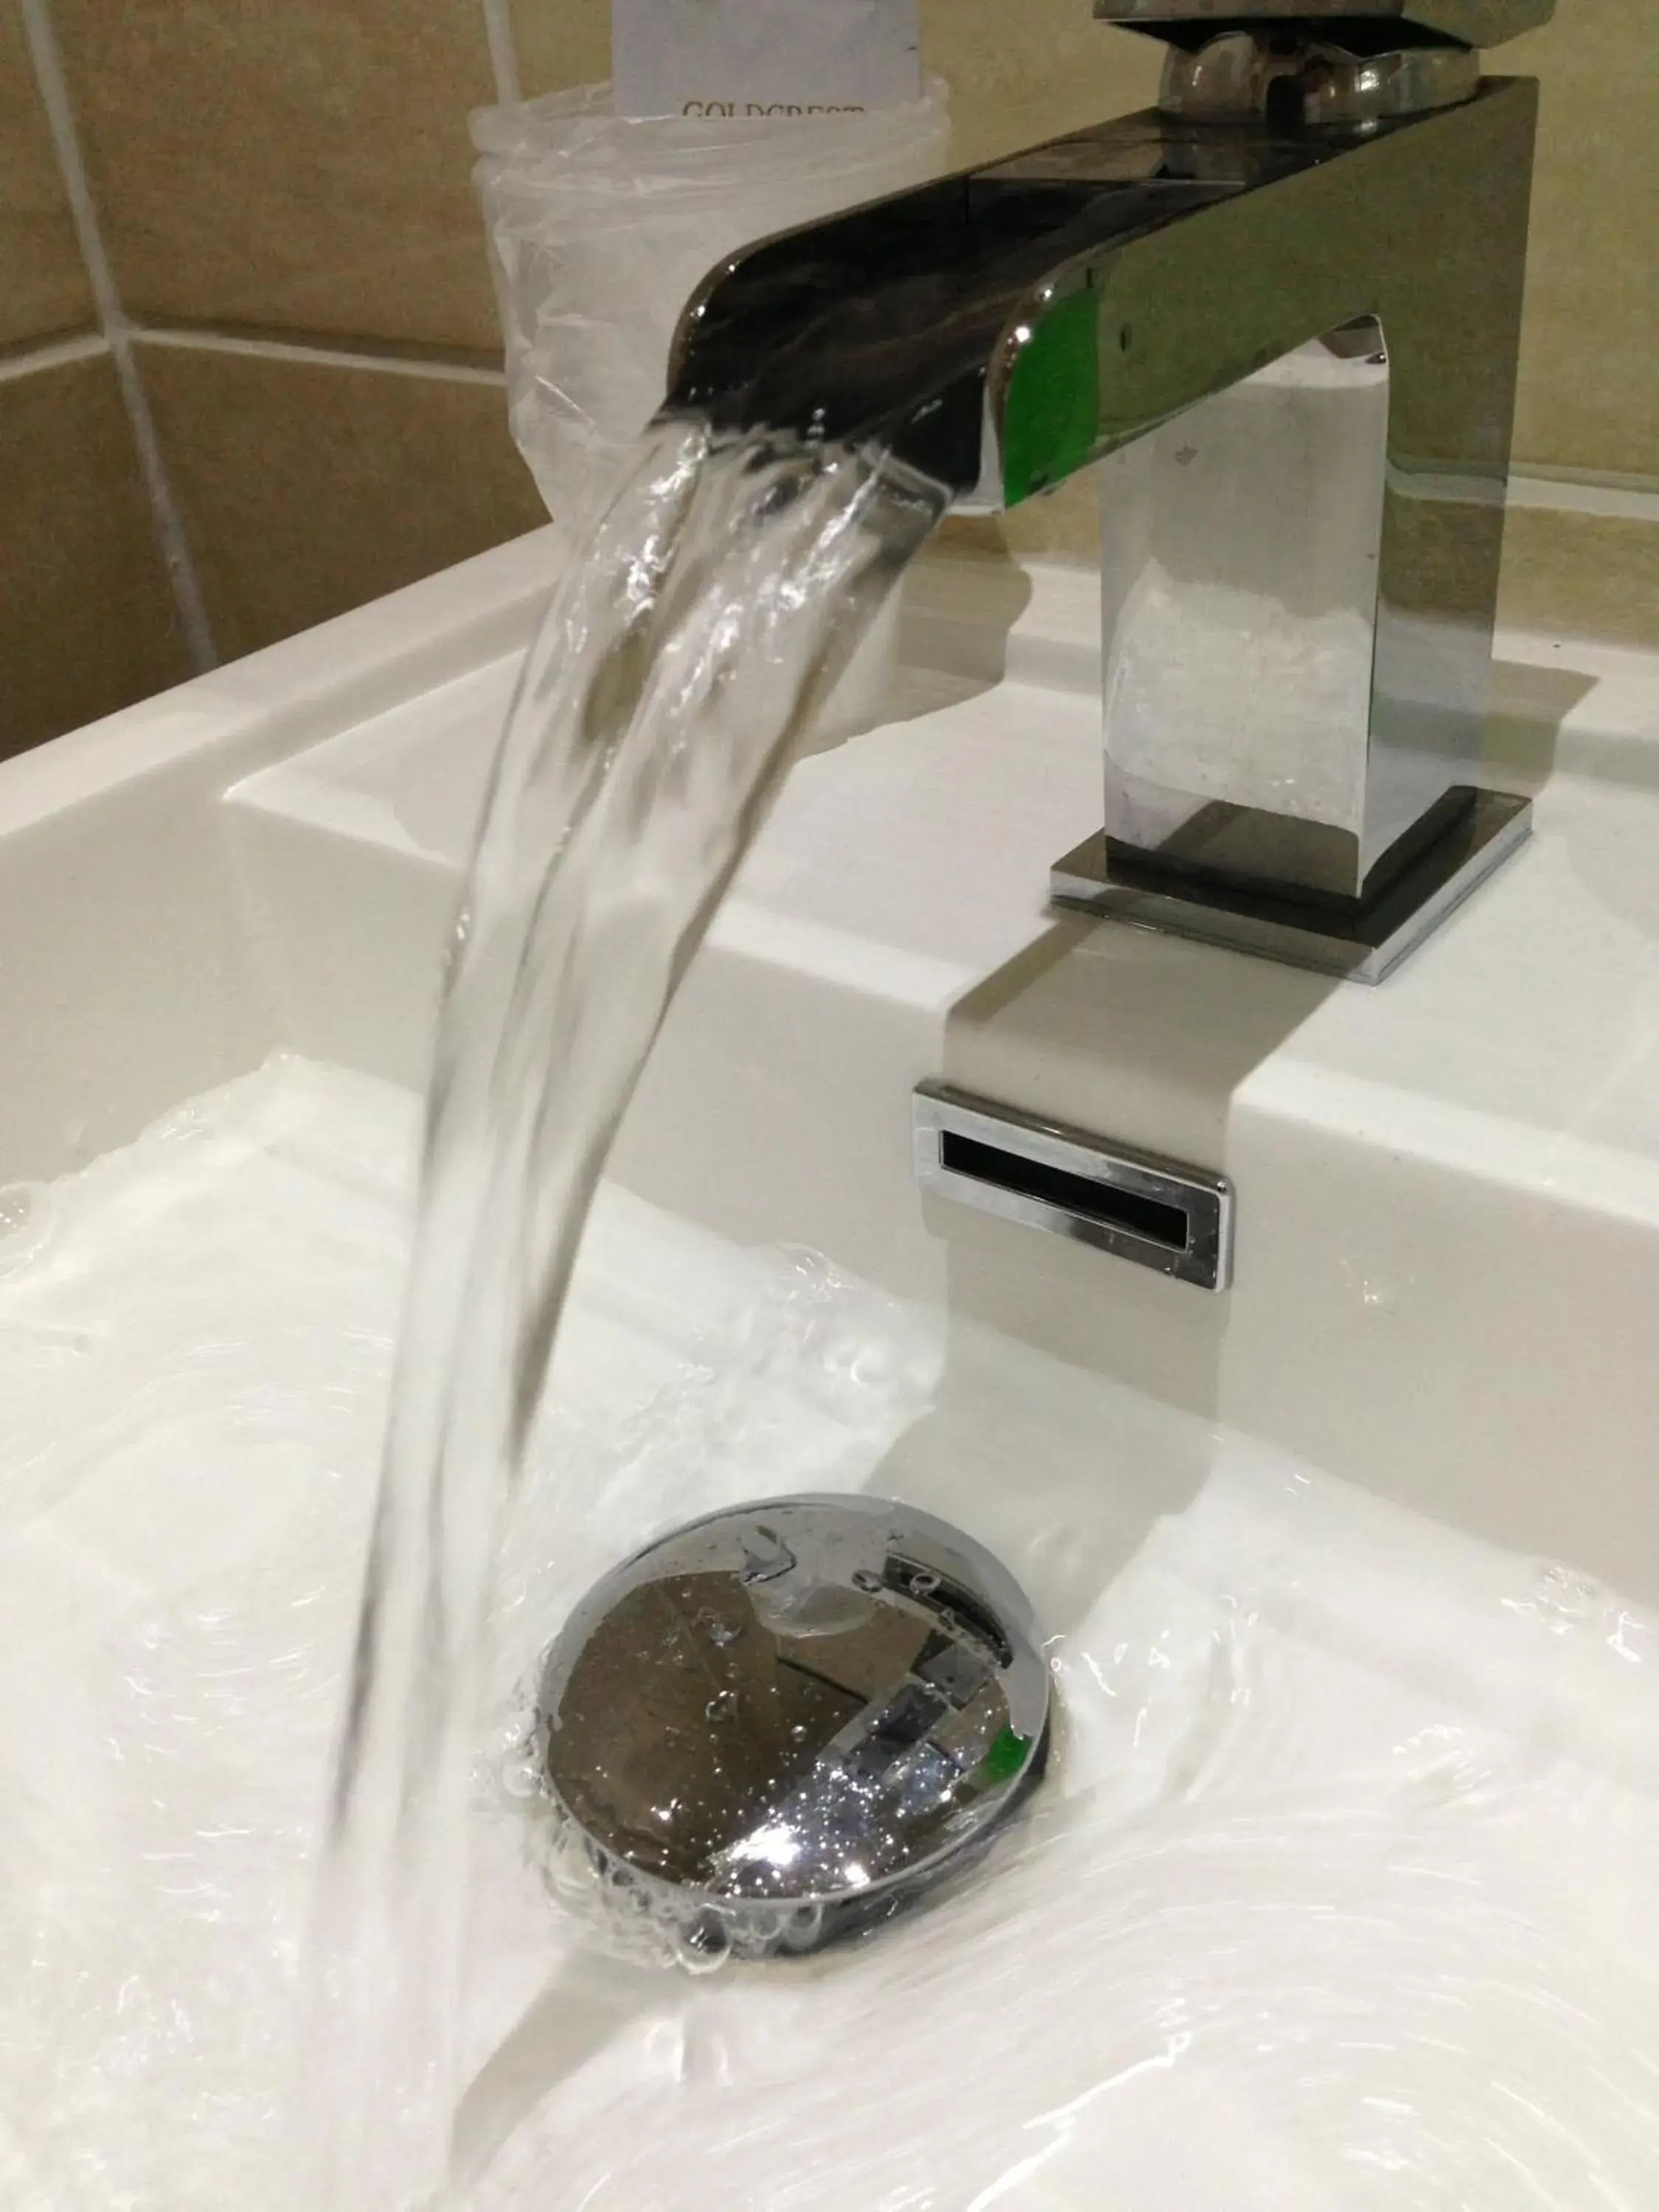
[612,0,922,119]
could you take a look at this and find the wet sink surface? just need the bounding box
[0,1057,1654,2209]
[1,526,1658,2202]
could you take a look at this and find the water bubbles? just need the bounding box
[704,1692,739,1726]
[785,1900,826,1952]
[151,1096,216,1144]
[1505,1560,1601,1635]
[498,1750,546,1802]
[1609,1609,1651,1668]
[1338,1253,1398,1315]
[0,1182,53,1277]
[677,1916,733,1976]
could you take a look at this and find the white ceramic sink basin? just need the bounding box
[2,523,1658,2205]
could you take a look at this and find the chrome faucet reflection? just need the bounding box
[667,1,1554,980]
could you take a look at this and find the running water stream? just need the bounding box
[308,416,949,2208]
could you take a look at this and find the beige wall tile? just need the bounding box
[0,350,190,754]
[138,343,546,661]
[939,467,1105,566]
[54,0,501,352]
[511,0,611,100]
[1505,4,1659,480]
[946,480,1659,652]
[1498,507,1659,650]
[919,0,1161,167]
[0,1,94,347]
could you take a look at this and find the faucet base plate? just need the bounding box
[1051,787,1531,984]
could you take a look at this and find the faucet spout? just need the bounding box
[667,127,1247,498]
[667,64,1543,979]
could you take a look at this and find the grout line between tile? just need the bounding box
[18,0,219,673]
[1508,470,1659,527]
[481,0,522,105]
[0,330,111,383]
[1513,459,1659,499]
[133,325,509,386]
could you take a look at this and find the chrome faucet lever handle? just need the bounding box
[1091,0,1554,52]
[1157,29,1481,126]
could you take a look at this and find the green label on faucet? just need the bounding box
[978,1725,1034,1785]
[1002,287,1102,509]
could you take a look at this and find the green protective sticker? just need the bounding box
[979,1724,1034,1786]
[1001,285,1102,509]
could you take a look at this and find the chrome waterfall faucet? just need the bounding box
[666,0,1554,981]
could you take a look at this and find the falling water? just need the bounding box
[307,416,949,2208]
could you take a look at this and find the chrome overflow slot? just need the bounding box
[914,1084,1234,1293]
[537,1495,1051,1961]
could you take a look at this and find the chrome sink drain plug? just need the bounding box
[537,1494,1050,1960]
